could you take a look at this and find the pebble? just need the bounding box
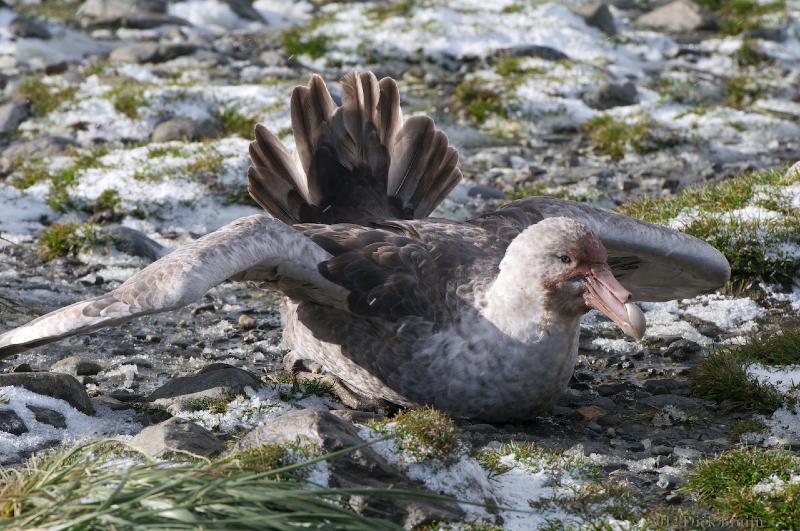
[238,314,257,330]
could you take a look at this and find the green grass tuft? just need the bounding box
[107,84,146,119]
[282,29,330,59]
[690,347,784,413]
[37,223,102,261]
[0,440,430,529]
[18,77,78,116]
[581,115,679,161]
[183,395,235,415]
[729,418,767,442]
[684,446,800,529]
[219,109,258,139]
[453,80,507,123]
[93,188,121,214]
[696,0,786,35]
[373,407,460,463]
[724,75,763,109]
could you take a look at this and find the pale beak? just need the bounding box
[585,265,646,341]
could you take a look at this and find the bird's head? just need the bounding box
[503,217,646,341]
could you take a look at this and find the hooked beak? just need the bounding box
[584,265,646,341]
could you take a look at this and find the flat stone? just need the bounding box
[496,44,568,61]
[151,117,220,142]
[236,410,463,527]
[575,405,606,421]
[582,81,638,110]
[642,394,702,411]
[27,406,67,428]
[2,135,76,160]
[86,14,190,30]
[0,410,28,435]
[78,0,167,19]
[0,373,94,415]
[636,0,717,32]
[147,366,263,409]
[129,417,224,457]
[103,226,167,261]
[51,356,103,376]
[467,185,506,200]
[110,43,197,64]
[10,15,52,39]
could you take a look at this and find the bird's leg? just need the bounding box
[283,351,391,412]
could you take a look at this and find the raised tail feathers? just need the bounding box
[247,72,462,225]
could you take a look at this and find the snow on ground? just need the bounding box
[0,386,141,464]
[748,365,800,446]
[0,186,53,246]
[682,294,765,333]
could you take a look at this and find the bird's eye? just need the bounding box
[560,255,572,264]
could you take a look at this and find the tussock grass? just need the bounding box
[729,418,767,442]
[94,188,121,214]
[18,76,78,116]
[183,395,236,414]
[683,446,800,529]
[372,407,460,463]
[581,115,680,161]
[724,75,764,109]
[37,222,103,261]
[0,440,439,530]
[619,168,800,291]
[690,330,800,413]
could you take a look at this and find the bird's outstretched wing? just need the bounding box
[471,197,730,302]
[0,215,347,358]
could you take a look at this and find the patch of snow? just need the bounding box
[682,294,765,333]
[169,0,258,33]
[0,386,141,464]
[752,474,800,496]
[0,186,53,246]
[638,300,710,346]
[253,0,312,28]
[748,364,800,394]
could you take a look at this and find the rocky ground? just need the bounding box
[2,0,800,529]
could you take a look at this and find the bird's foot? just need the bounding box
[283,352,390,412]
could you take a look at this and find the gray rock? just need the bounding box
[236,410,463,527]
[582,81,638,110]
[496,44,568,61]
[468,185,506,200]
[129,417,224,457]
[51,356,103,376]
[78,0,166,19]
[224,0,266,22]
[0,410,28,435]
[10,15,51,39]
[641,394,702,411]
[28,406,67,428]
[151,117,221,142]
[636,0,717,32]
[103,226,167,261]
[110,43,197,64]
[147,367,263,409]
[0,102,28,135]
[0,373,94,415]
[2,135,75,160]
[238,314,257,330]
[579,4,617,36]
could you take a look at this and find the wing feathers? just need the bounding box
[0,216,346,358]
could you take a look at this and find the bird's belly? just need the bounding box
[282,300,580,421]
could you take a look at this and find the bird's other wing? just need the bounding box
[0,215,347,358]
[470,197,730,302]
[297,221,458,323]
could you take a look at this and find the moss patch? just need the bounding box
[373,407,460,463]
[696,0,786,35]
[453,80,507,123]
[724,75,764,109]
[106,84,146,119]
[37,223,102,261]
[581,115,679,161]
[218,109,258,139]
[684,447,800,529]
[18,77,78,116]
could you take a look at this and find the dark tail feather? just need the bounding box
[247,71,461,225]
